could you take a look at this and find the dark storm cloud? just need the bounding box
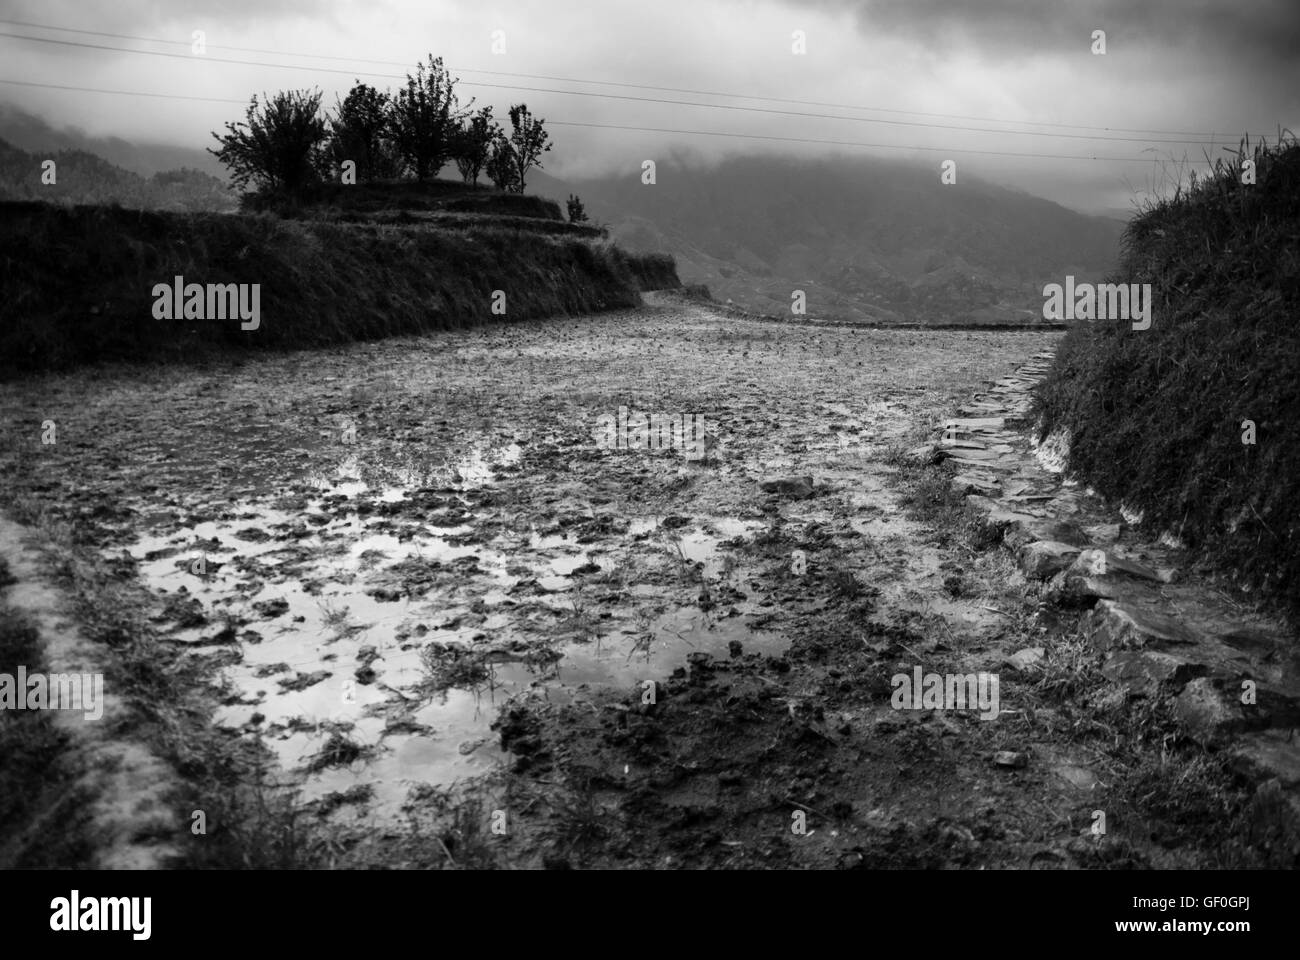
[798,0,1300,62]
[1,0,330,36]
[1,0,1294,213]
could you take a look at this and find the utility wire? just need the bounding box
[0,15,1238,137]
[0,77,1150,161]
[0,29,1250,146]
[548,120,1141,161]
[0,77,246,104]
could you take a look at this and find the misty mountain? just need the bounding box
[531,156,1126,324]
[0,104,229,180]
[0,102,1125,324]
[0,137,237,212]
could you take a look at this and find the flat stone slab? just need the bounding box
[944,417,1005,431]
[1005,647,1046,672]
[1047,569,1164,607]
[937,446,1002,461]
[1005,519,1092,550]
[1018,540,1082,579]
[1101,649,1205,694]
[1082,599,1203,650]
[1071,549,1164,583]
[1215,625,1291,659]
[964,496,1041,528]
[1083,522,1122,543]
[952,473,1000,497]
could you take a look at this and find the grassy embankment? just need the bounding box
[0,179,679,377]
[1034,136,1300,623]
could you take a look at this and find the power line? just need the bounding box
[0,29,1251,146]
[0,15,1236,137]
[548,121,1139,161]
[0,77,245,104]
[0,76,1149,161]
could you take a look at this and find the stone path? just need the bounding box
[914,351,1300,856]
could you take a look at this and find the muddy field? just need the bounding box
[1,296,1263,869]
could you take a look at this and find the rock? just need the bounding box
[1029,520,1092,541]
[1005,519,1091,550]
[943,417,1006,434]
[939,447,1002,461]
[1082,600,1201,650]
[277,670,330,692]
[1017,540,1082,580]
[952,473,1000,497]
[1174,678,1244,745]
[1073,549,1108,575]
[251,597,290,618]
[964,496,1038,528]
[1054,765,1099,790]
[1230,731,1300,789]
[1069,549,1163,583]
[1083,522,1122,543]
[993,751,1028,769]
[1100,649,1204,694]
[759,476,814,499]
[1005,647,1046,672]
[1217,625,1285,657]
[1046,568,1162,607]
[354,664,378,685]
[1107,555,1164,582]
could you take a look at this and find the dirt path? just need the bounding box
[2,299,1263,868]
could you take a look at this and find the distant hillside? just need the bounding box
[0,137,237,213]
[532,156,1124,325]
[0,103,228,179]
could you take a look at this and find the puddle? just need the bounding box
[111,446,781,818]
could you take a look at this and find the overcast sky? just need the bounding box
[2,0,1296,213]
